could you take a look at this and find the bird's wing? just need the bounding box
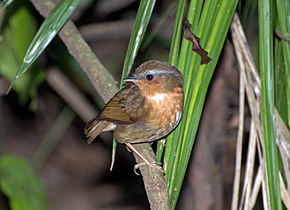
[98,84,146,124]
[84,119,112,144]
[84,84,145,144]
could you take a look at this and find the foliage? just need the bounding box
[0,3,45,109]
[0,155,48,210]
[162,0,239,207]
[259,0,289,209]
[10,0,80,85]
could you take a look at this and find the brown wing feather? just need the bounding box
[98,84,146,123]
[84,118,106,144]
[84,84,147,144]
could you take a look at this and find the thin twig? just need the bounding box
[261,169,270,210]
[249,166,262,209]
[231,13,290,210]
[279,173,290,209]
[231,49,245,210]
[244,121,257,210]
[79,20,134,40]
[240,121,257,210]
[31,106,75,169]
[46,68,97,122]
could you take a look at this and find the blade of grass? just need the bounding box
[241,0,258,24]
[161,0,204,167]
[31,106,75,170]
[163,0,205,183]
[168,0,187,66]
[178,0,204,86]
[0,0,14,9]
[274,38,288,125]
[275,0,290,127]
[258,0,282,209]
[184,0,220,100]
[113,0,156,169]
[121,0,156,82]
[156,0,188,162]
[166,0,238,208]
[141,1,176,51]
[9,0,80,89]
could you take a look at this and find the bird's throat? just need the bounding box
[146,93,168,103]
[145,88,183,128]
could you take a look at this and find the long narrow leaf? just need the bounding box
[274,38,288,126]
[168,0,186,66]
[275,0,290,127]
[141,1,177,51]
[156,0,188,162]
[162,0,204,183]
[164,0,238,208]
[258,0,282,209]
[121,0,156,82]
[10,0,80,86]
[0,0,14,9]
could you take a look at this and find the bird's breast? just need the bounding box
[145,87,183,132]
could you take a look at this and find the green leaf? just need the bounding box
[156,0,189,162]
[168,0,186,66]
[0,155,48,210]
[163,0,239,208]
[258,0,282,209]
[121,0,156,83]
[10,0,80,87]
[141,1,177,51]
[0,0,14,9]
[275,0,290,127]
[274,38,288,126]
[10,5,38,62]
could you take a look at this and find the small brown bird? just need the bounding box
[84,60,184,166]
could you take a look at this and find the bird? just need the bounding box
[84,60,184,168]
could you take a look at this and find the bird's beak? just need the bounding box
[123,76,137,82]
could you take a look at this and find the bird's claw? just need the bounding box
[133,161,163,175]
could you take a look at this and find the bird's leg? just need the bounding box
[125,143,162,174]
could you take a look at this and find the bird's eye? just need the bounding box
[146,74,154,81]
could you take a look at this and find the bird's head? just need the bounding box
[123,60,184,97]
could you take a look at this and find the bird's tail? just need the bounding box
[84,119,111,144]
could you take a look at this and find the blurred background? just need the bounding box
[0,0,266,209]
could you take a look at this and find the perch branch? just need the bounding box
[29,0,170,209]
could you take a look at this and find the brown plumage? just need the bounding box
[84,60,184,164]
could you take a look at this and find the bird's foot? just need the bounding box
[133,161,163,175]
[125,143,164,175]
